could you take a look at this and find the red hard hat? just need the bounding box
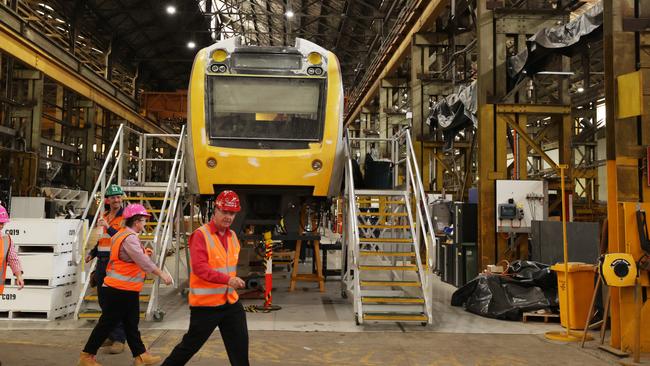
[215,190,241,212]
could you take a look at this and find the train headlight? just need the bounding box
[218,65,227,72]
[313,67,323,75]
[206,157,217,168]
[307,52,322,65]
[307,67,315,75]
[210,64,221,73]
[311,159,323,171]
[212,49,228,62]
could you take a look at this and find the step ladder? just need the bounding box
[342,129,438,325]
[74,124,186,321]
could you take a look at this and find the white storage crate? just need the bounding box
[7,251,78,287]
[2,218,86,254]
[0,283,78,320]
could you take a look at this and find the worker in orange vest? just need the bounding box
[0,204,24,293]
[161,190,249,366]
[85,184,127,354]
[79,203,172,366]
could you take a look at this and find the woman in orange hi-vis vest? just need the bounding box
[162,190,249,366]
[78,204,172,366]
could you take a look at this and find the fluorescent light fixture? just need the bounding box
[285,10,294,18]
[166,5,176,15]
[577,87,585,93]
[187,41,196,49]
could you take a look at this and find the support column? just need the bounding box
[604,0,650,352]
[83,103,97,191]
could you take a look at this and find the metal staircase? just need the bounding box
[73,123,186,321]
[343,129,437,325]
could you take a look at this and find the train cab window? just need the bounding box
[207,76,325,148]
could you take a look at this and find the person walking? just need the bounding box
[0,204,24,292]
[85,184,127,354]
[0,205,24,366]
[161,190,249,366]
[78,203,173,366]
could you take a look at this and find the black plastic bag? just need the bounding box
[451,260,558,320]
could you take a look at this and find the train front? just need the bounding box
[185,37,344,238]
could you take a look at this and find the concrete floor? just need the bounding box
[0,271,624,365]
[0,329,618,365]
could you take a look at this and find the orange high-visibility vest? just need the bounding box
[97,211,124,254]
[0,236,10,294]
[104,229,146,292]
[188,225,240,307]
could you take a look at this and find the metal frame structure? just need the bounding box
[73,123,187,321]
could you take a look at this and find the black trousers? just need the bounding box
[95,256,126,342]
[82,286,147,357]
[162,301,249,366]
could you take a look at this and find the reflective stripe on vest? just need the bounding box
[188,225,240,307]
[104,229,146,292]
[0,236,9,294]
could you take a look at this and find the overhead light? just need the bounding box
[187,41,196,49]
[285,10,294,18]
[577,86,585,93]
[166,5,176,15]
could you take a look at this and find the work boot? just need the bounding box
[108,341,125,354]
[78,352,102,366]
[100,339,113,348]
[134,352,161,366]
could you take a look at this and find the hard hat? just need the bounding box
[215,190,241,212]
[0,205,9,223]
[123,203,151,219]
[105,184,124,197]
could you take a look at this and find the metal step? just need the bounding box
[360,280,421,287]
[79,310,145,319]
[361,296,424,304]
[355,189,406,196]
[359,238,413,243]
[363,312,428,322]
[124,196,166,201]
[360,251,415,257]
[358,224,410,229]
[360,289,407,297]
[359,265,417,271]
[84,295,151,302]
[357,212,408,217]
[356,199,406,204]
[363,304,425,313]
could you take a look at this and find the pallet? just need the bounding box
[522,311,560,323]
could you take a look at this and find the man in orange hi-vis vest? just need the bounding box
[162,190,249,366]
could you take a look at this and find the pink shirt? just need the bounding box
[117,228,157,273]
[5,236,22,275]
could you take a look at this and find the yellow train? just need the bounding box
[185,37,344,239]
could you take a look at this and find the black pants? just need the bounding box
[162,301,249,366]
[82,286,147,357]
[95,256,126,343]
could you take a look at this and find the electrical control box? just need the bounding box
[496,180,547,233]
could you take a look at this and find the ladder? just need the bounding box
[342,128,437,325]
[73,123,187,321]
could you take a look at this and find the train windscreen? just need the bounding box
[207,76,325,142]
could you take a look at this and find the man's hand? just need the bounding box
[97,217,109,228]
[228,276,245,289]
[85,254,94,263]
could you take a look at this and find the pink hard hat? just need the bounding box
[122,203,151,219]
[0,205,8,224]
